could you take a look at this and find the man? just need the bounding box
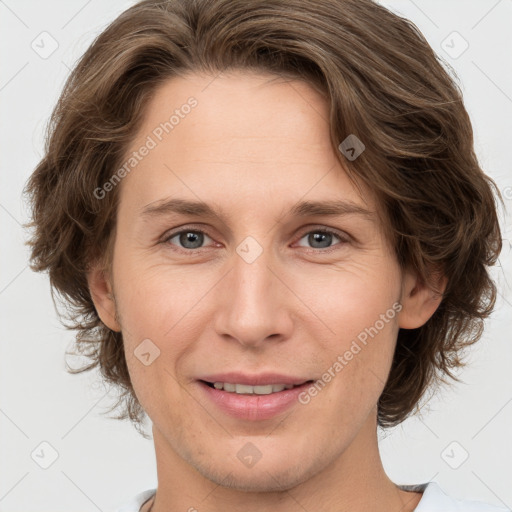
[24,1,506,511]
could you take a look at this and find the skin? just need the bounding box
[88,70,444,512]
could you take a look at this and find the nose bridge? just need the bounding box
[232,234,279,317]
[214,234,291,346]
[234,236,274,300]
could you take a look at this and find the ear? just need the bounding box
[87,263,121,332]
[398,269,447,329]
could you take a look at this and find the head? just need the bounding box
[25,0,501,491]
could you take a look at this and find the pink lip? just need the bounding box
[198,372,310,386]
[197,379,314,421]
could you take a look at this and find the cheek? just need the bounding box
[113,261,213,403]
[114,256,201,334]
[295,264,401,407]
[304,318,398,436]
[294,257,402,339]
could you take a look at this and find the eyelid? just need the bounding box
[294,224,351,241]
[292,225,352,253]
[161,224,216,246]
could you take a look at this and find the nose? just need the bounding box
[213,238,294,349]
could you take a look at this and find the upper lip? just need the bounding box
[199,372,313,386]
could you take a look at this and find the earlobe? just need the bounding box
[398,270,447,330]
[87,264,121,332]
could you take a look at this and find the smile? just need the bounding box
[198,379,315,421]
[205,381,305,394]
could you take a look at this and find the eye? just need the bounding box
[295,228,348,252]
[163,228,214,251]
[161,226,350,254]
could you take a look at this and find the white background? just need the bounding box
[0,1,511,511]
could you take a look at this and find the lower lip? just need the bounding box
[198,381,312,421]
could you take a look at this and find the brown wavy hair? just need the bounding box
[23,0,502,435]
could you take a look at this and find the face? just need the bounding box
[89,71,433,492]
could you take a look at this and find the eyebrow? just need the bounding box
[140,198,374,224]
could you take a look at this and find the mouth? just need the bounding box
[197,378,316,421]
[200,380,314,395]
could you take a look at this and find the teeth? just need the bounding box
[211,382,299,394]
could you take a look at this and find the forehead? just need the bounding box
[118,70,375,216]
[132,70,331,155]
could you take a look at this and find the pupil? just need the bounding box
[180,231,203,249]
[310,232,331,248]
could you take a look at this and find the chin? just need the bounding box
[199,466,307,493]
[191,450,322,493]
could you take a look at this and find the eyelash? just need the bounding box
[161,225,350,254]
